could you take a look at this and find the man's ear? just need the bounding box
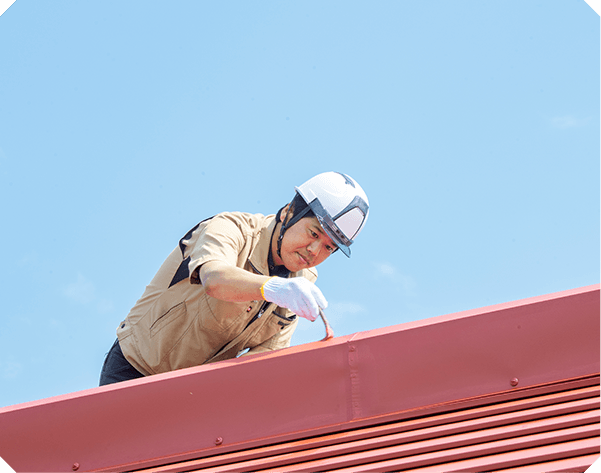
[280,203,291,223]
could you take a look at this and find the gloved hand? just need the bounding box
[261,277,328,322]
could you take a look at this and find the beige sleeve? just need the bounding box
[181,214,246,284]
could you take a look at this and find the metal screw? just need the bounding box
[215,437,223,446]
[349,345,356,352]
[510,377,519,387]
[72,463,80,471]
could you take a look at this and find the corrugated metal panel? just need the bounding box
[496,454,600,472]
[0,285,598,472]
[136,378,599,472]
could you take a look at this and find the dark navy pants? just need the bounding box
[99,339,145,386]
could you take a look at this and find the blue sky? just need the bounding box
[0,1,598,409]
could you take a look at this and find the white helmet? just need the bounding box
[295,171,369,257]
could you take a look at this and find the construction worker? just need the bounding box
[99,171,369,385]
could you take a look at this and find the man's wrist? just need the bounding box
[260,277,276,301]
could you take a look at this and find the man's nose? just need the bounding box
[307,240,321,256]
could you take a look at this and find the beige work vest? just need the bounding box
[117,212,318,376]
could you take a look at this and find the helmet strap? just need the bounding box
[276,200,311,259]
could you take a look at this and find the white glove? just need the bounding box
[261,277,328,322]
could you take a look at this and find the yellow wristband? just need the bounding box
[260,277,275,301]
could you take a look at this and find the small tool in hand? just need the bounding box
[319,307,334,341]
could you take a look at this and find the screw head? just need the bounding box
[510,377,519,387]
[215,436,223,446]
[72,463,80,471]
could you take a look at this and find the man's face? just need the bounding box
[274,208,338,272]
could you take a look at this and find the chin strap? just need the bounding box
[276,203,311,259]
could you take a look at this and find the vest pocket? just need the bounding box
[199,296,259,335]
[150,301,188,338]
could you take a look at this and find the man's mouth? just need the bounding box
[298,252,311,266]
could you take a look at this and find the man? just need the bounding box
[99,171,369,385]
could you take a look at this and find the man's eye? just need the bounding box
[311,231,318,238]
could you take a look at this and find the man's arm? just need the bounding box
[199,260,270,302]
[200,260,328,321]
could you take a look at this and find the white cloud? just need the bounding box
[372,261,417,296]
[96,298,114,314]
[375,262,397,276]
[63,273,96,304]
[0,360,22,379]
[550,115,590,129]
[18,252,39,268]
[327,301,366,321]
[62,274,115,315]
[329,301,365,314]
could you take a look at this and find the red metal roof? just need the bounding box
[0,285,599,472]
